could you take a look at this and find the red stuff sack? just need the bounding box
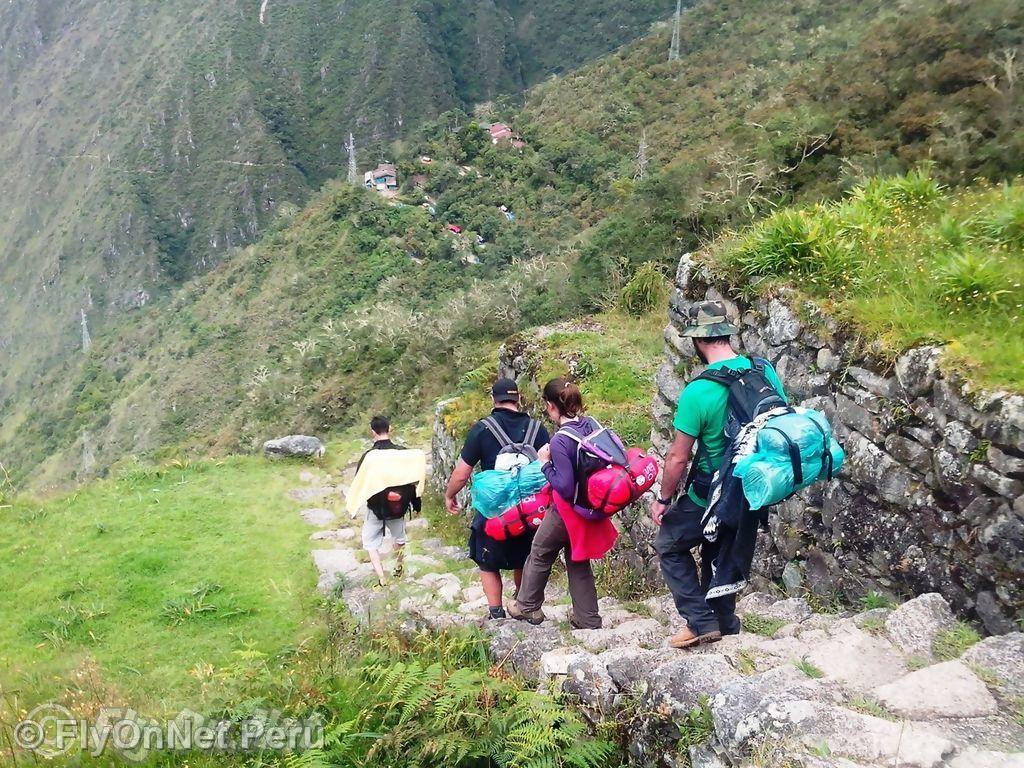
[583,448,659,517]
[484,486,553,541]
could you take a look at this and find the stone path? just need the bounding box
[287,464,1024,768]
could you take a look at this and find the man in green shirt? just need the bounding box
[650,300,787,648]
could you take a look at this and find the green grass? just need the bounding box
[933,622,982,661]
[847,697,897,721]
[676,699,715,756]
[741,614,787,638]
[795,658,824,679]
[538,311,666,447]
[858,592,894,611]
[0,456,319,712]
[712,175,1024,390]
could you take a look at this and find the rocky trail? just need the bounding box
[287,461,1023,768]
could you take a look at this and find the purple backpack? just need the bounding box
[560,419,629,521]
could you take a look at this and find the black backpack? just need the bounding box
[481,416,543,472]
[367,483,418,522]
[359,443,419,522]
[686,359,787,498]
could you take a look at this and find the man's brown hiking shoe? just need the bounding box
[669,627,722,649]
[507,601,545,626]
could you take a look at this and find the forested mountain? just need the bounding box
[2,0,1022,488]
[0,0,670,428]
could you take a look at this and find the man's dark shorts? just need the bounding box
[468,516,535,573]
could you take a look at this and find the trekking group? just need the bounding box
[348,300,842,648]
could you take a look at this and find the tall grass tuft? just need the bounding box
[854,167,944,213]
[619,261,669,316]
[934,251,1011,308]
[977,185,1024,248]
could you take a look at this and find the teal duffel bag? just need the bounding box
[470,461,548,518]
[732,409,845,510]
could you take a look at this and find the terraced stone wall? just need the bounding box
[636,254,1024,634]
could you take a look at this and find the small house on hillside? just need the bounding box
[364,163,399,194]
[481,122,526,149]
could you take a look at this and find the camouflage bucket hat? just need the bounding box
[679,300,740,338]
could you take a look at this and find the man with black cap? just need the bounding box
[445,378,550,620]
[650,300,787,648]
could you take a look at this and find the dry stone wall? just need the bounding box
[642,254,1024,634]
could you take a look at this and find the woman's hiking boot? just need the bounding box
[568,611,602,630]
[669,627,722,649]
[507,600,545,625]
[488,606,507,621]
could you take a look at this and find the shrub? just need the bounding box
[936,213,971,249]
[732,207,859,288]
[854,167,944,213]
[341,658,616,767]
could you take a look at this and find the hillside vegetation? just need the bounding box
[4,0,1024,488]
[0,0,671,428]
[709,173,1024,389]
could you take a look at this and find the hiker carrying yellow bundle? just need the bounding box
[347,416,426,588]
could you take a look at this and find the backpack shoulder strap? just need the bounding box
[481,416,513,448]
[524,418,541,448]
[695,368,742,387]
[557,416,598,445]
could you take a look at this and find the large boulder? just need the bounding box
[264,435,326,459]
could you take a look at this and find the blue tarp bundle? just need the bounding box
[471,461,548,518]
[733,410,845,510]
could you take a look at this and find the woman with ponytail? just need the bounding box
[508,378,618,629]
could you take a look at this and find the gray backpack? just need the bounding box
[482,417,542,472]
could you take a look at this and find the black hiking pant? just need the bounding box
[654,496,740,636]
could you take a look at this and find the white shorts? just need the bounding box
[362,512,407,551]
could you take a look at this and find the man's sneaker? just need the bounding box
[507,601,545,625]
[668,627,722,649]
[488,606,507,621]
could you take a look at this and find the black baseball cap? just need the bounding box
[491,378,521,403]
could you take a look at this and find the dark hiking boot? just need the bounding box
[669,627,722,649]
[488,606,507,620]
[568,611,602,630]
[507,601,545,625]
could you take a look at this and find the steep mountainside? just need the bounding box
[3,0,1022,489]
[0,0,670,417]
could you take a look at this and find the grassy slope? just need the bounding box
[710,174,1024,389]
[0,457,318,711]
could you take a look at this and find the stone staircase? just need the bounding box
[289,466,1023,768]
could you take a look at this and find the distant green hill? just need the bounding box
[0,0,671,424]
[3,0,1023,488]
